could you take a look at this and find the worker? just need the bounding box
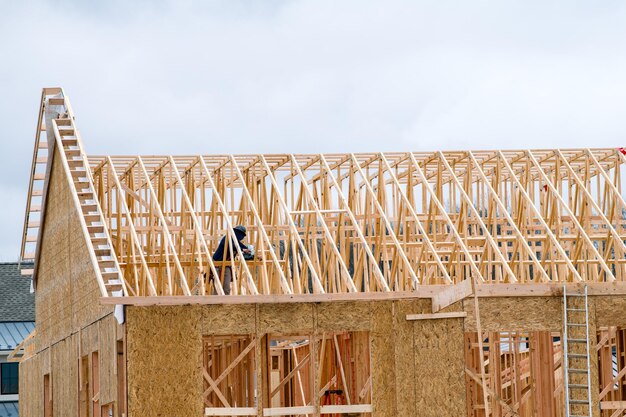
[212,225,250,295]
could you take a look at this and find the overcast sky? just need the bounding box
[0,0,625,260]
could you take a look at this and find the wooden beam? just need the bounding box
[406,312,467,320]
[430,278,472,313]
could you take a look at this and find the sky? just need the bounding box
[0,0,625,260]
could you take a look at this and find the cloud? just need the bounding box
[1,0,626,258]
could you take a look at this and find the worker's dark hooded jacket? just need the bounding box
[212,229,248,261]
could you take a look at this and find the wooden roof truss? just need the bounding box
[20,89,626,299]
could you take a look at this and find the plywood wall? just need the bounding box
[126,305,204,417]
[463,297,563,332]
[125,299,465,417]
[35,145,113,351]
[125,294,626,417]
[19,314,122,417]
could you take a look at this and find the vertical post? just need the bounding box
[584,285,593,417]
[563,283,571,415]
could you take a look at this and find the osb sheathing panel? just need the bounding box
[35,146,113,350]
[588,303,601,417]
[393,299,430,417]
[99,314,118,405]
[19,354,42,417]
[414,317,466,416]
[370,301,397,417]
[20,314,119,417]
[593,295,626,327]
[201,304,256,334]
[258,303,314,334]
[463,296,562,331]
[79,321,99,356]
[51,336,79,417]
[316,301,373,332]
[127,306,203,417]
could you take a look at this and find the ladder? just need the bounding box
[563,284,593,417]
[50,93,127,297]
[19,88,61,275]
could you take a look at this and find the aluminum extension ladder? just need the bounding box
[563,284,593,417]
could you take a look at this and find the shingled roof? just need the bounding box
[0,263,34,322]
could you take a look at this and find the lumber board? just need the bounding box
[406,312,467,320]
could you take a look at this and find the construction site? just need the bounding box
[10,87,626,416]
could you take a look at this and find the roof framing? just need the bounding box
[20,88,626,301]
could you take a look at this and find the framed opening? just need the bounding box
[116,339,127,417]
[203,332,372,416]
[316,332,372,416]
[464,331,563,416]
[92,351,100,417]
[261,331,372,417]
[79,355,89,417]
[597,326,626,416]
[266,335,315,416]
[44,373,52,417]
[101,402,114,417]
[203,335,257,416]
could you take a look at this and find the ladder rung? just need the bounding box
[49,97,64,105]
[569,384,589,389]
[567,308,586,312]
[568,353,587,358]
[568,338,587,343]
[568,369,589,373]
[569,399,589,404]
[567,323,586,327]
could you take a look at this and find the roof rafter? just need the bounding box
[20,89,626,299]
